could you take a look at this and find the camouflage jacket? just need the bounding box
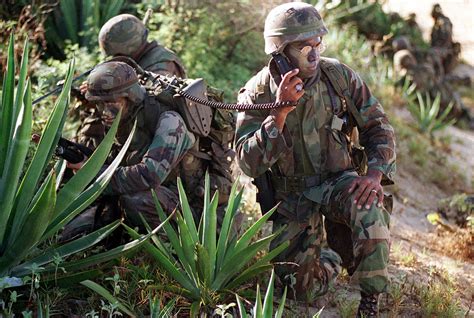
[431,15,453,49]
[137,40,186,78]
[236,58,396,197]
[104,96,195,195]
[99,94,235,205]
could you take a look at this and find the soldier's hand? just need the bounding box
[276,68,304,109]
[271,69,304,132]
[80,81,88,95]
[348,170,384,210]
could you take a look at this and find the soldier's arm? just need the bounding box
[106,111,196,194]
[343,64,396,181]
[235,89,293,178]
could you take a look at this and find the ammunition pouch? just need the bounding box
[350,144,368,176]
[253,171,277,218]
[178,78,213,137]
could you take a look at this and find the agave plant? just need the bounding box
[403,81,456,136]
[0,35,146,283]
[126,173,289,315]
[236,270,287,318]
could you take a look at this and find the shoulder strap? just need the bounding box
[320,59,365,128]
[143,95,162,137]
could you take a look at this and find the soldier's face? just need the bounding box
[285,36,323,79]
[96,97,128,126]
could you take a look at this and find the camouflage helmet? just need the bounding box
[393,49,416,71]
[98,14,148,57]
[85,61,146,104]
[263,2,328,54]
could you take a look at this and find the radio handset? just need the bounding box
[271,52,303,92]
[271,52,295,77]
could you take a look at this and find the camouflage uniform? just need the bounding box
[236,3,396,303]
[430,5,453,51]
[394,50,472,124]
[63,62,235,239]
[76,14,186,150]
[430,4,460,74]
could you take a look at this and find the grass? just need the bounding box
[417,277,464,317]
[334,290,358,318]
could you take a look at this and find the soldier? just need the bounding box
[235,3,396,317]
[394,49,473,127]
[62,61,235,239]
[77,13,186,150]
[430,4,453,51]
[98,14,186,78]
[430,4,460,74]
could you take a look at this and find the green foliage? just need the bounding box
[328,0,426,47]
[82,277,178,318]
[0,35,138,283]
[125,173,289,315]
[403,82,456,136]
[81,279,136,317]
[44,0,127,58]
[146,1,268,100]
[236,270,288,318]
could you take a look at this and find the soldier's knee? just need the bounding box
[350,198,390,240]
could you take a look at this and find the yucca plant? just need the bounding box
[126,174,289,316]
[0,35,146,283]
[236,270,287,318]
[403,80,456,136]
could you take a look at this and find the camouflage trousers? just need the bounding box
[270,172,391,300]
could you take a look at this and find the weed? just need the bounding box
[417,279,463,317]
[398,252,418,268]
[334,290,358,318]
[387,279,406,317]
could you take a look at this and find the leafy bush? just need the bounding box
[44,0,128,58]
[0,35,139,283]
[126,174,289,315]
[145,1,269,100]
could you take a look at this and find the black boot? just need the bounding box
[356,292,379,317]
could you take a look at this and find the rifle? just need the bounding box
[32,134,93,164]
[32,69,93,106]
